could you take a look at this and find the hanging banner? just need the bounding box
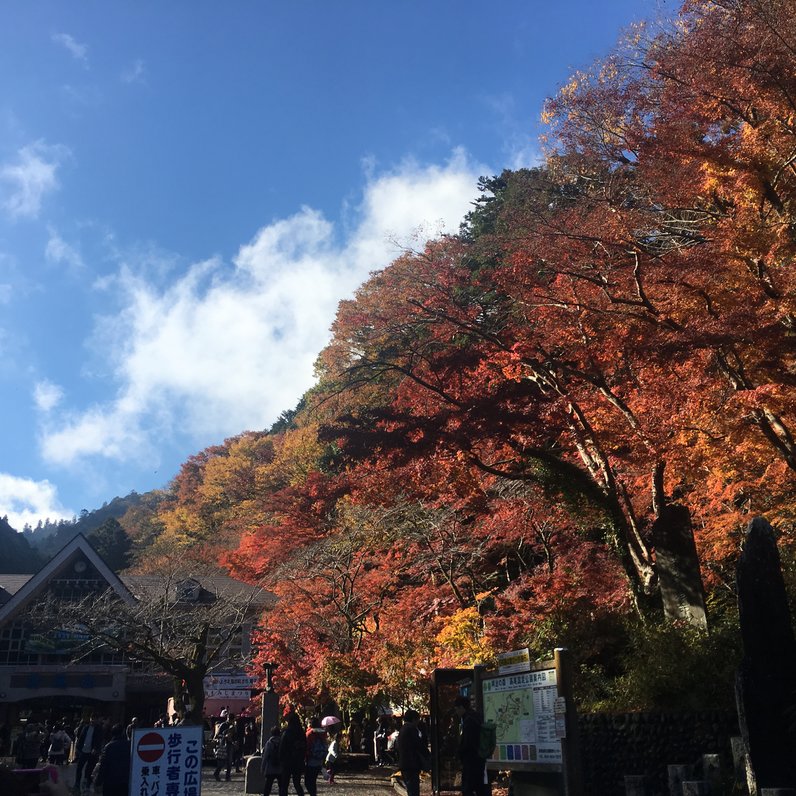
[205,687,252,699]
[130,725,203,796]
[203,673,256,689]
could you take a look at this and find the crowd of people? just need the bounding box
[253,711,341,796]
[0,693,491,796]
[3,714,131,795]
[245,699,489,796]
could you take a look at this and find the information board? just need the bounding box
[481,667,562,768]
[130,726,203,796]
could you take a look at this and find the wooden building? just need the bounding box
[0,534,264,732]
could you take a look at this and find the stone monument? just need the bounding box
[736,517,796,790]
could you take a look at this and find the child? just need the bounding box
[325,731,340,785]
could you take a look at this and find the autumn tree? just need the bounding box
[128,0,795,712]
[314,0,796,624]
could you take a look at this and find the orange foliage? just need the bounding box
[133,0,796,707]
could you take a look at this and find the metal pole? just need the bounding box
[554,648,583,796]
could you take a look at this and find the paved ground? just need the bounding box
[201,766,398,796]
[55,762,399,796]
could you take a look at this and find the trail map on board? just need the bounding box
[482,668,562,766]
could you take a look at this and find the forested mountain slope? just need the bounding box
[23,0,794,713]
[0,516,41,573]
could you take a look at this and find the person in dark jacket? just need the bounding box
[261,725,282,796]
[278,711,306,796]
[74,715,105,790]
[15,722,43,769]
[454,696,487,796]
[396,710,428,796]
[93,724,131,796]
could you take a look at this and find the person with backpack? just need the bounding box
[213,712,237,781]
[47,723,72,766]
[396,710,428,796]
[453,696,488,796]
[261,725,282,796]
[304,718,327,796]
[92,723,131,796]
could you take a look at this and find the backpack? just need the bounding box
[307,735,326,768]
[267,736,281,763]
[477,721,497,760]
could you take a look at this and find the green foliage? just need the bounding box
[24,492,146,557]
[268,397,306,434]
[88,517,133,572]
[318,655,379,712]
[578,612,742,713]
[0,516,42,572]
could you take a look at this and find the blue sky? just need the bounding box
[0,1,659,530]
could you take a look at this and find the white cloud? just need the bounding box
[51,32,88,65]
[46,228,85,272]
[39,150,487,467]
[0,473,71,530]
[0,284,11,304]
[33,380,64,413]
[121,59,146,85]
[1,142,66,220]
[507,138,543,170]
[41,405,148,466]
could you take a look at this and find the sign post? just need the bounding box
[482,662,562,769]
[430,668,474,795]
[432,648,581,796]
[131,725,203,796]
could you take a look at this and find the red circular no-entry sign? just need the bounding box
[137,732,166,763]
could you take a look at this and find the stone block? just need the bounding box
[681,782,709,795]
[667,764,690,796]
[624,774,647,795]
[730,736,746,779]
[245,754,264,794]
[702,753,721,791]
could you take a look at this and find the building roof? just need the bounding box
[0,534,271,620]
[123,574,269,606]
[0,576,32,600]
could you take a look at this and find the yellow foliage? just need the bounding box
[259,424,325,489]
[435,606,495,668]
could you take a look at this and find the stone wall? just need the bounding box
[577,711,739,795]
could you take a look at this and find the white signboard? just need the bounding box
[497,648,531,674]
[130,726,203,796]
[204,673,256,689]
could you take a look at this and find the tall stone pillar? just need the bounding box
[652,503,707,629]
[736,517,796,790]
[259,664,280,751]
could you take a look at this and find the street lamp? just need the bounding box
[262,662,275,693]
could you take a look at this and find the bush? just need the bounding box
[578,610,741,713]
